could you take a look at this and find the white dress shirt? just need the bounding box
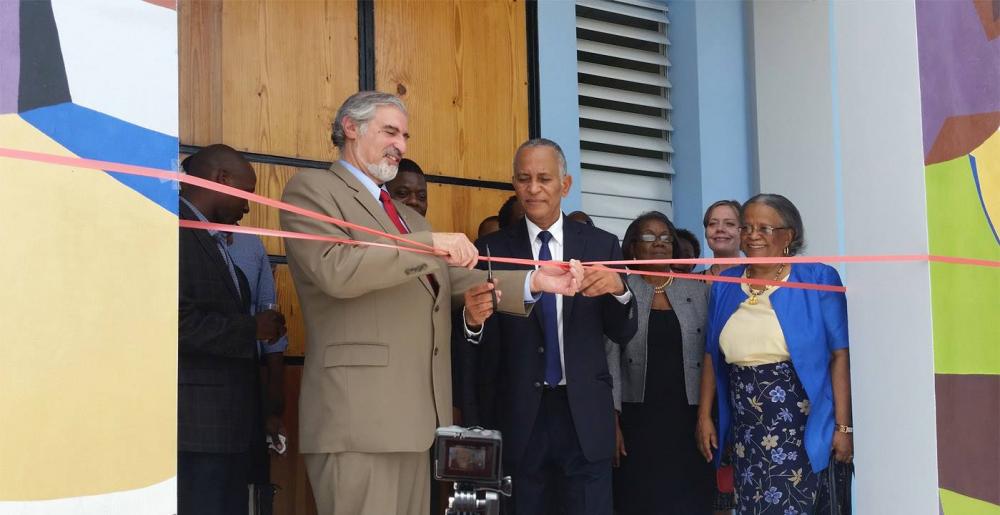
[525,214,632,385]
[341,160,410,231]
[339,160,535,339]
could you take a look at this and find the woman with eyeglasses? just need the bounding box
[611,211,715,514]
[701,200,742,280]
[695,194,854,514]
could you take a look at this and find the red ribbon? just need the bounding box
[4,146,999,294]
[0,147,437,253]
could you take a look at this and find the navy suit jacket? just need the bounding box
[474,218,637,467]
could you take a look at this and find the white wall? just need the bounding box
[749,1,939,513]
[749,1,840,255]
[834,1,938,511]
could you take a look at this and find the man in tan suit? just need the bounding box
[280,91,579,515]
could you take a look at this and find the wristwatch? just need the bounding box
[835,424,853,434]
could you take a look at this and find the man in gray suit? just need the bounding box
[280,91,580,515]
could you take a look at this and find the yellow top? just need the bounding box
[719,278,790,366]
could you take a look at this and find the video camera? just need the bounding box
[433,426,512,515]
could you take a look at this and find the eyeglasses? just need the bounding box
[638,233,673,243]
[739,225,790,236]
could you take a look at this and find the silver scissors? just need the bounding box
[486,245,498,312]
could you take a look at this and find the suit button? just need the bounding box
[533,381,542,388]
[628,358,634,364]
[697,328,702,333]
[686,298,692,302]
[434,306,440,313]
[433,347,440,356]
[538,346,545,353]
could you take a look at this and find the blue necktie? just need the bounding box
[538,230,563,385]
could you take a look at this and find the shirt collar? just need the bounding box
[180,196,221,239]
[340,160,383,201]
[525,212,564,245]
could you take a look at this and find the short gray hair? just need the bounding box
[742,193,806,256]
[331,91,407,151]
[513,138,568,177]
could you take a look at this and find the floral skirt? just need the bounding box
[729,361,819,514]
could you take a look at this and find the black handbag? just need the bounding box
[817,458,854,515]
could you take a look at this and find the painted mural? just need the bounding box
[0,0,178,513]
[916,0,1000,513]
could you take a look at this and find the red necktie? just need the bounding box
[380,189,438,294]
[379,189,409,234]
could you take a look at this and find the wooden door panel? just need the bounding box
[270,364,318,515]
[243,163,302,256]
[221,0,358,161]
[375,0,529,183]
[425,183,513,241]
[179,0,223,146]
[274,264,307,358]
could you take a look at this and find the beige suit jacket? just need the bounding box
[280,162,530,455]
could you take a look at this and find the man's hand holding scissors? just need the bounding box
[463,245,501,329]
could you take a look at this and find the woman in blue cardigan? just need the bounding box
[695,194,854,514]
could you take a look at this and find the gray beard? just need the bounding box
[367,161,398,182]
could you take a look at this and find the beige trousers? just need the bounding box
[305,451,430,515]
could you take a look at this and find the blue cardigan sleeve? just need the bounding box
[819,265,850,351]
[706,280,723,357]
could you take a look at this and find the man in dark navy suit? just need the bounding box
[474,139,637,515]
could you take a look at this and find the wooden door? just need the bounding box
[375,0,528,236]
[179,1,529,513]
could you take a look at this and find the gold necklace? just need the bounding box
[745,264,785,305]
[653,276,673,294]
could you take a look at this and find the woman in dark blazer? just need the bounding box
[696,194,854,514]
[613,211,715,515]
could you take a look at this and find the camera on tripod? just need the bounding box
[433,426,512,515]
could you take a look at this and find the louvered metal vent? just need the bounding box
[577,0,672,238]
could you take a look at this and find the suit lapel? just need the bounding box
[510,219,535,266]
[330,163,436,299]
[561,219,586,325]
[510,221,545,334]
[328,162,396,237]
[180,202,242,303]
